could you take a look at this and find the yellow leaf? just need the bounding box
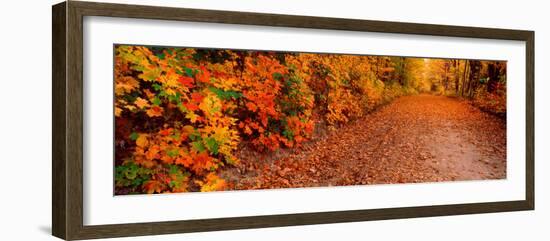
[124,105,137,111]
[199,173,226,192]
[185,111,199,123]
[162,71,180,88]
[199,93,222,116]
[115,76,139,95]
[136,134,148,148]
[138,66,161,81]
[165,88,176,96]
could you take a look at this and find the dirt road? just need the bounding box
[225,94,507,189]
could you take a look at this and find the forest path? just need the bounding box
[225,94,507,190]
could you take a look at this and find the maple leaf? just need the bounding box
[164,88,176,96]
[144,145,161,161]
[143,89,155,99]
[146,106,163,117]
[192,152,216,172]
[199,173,226,192]
[199,94,222,116]
[124,105,137,111]
[196,66,211,83]
[191,92,205,103]
[183,102,199,111]
[159,129,172,136]
[176,157,193,169]
[143,180,164,194]
[138,66,161,82]
[246,102,257,112]
[182,125,195,135]
[185,111,200,123]
[114,107,122,117]
[115,76,140,95]
[134,97,149,109]
[178,76,195,88]
[135,134,148,148]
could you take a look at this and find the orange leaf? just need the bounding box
[175,155,193,168]
[114,107,122,117]
[134,97,149,109]
[192,152,215,172]
[246,102,257,112]
[146,106,163,117]
[143,180,164,194]
[183,102,199,111]
[135,134,148,148]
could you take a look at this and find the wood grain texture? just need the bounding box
[72,1,533,40]
[52,2,67,239]
[51,1,535,240]
[66,1,85,240]
[525,32,535,209]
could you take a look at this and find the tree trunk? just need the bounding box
[454,60,460,94]
[487,62,501,93]
[461,60,469,96]
[467,60,481,98]
[444,61,450,91]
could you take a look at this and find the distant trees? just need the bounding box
[421,58,506,114]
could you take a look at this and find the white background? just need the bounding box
[84,16,526,225]
[0,0,547,240]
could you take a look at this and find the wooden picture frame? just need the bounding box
[52,1,534,240]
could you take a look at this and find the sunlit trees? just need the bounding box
[418,58,506,114]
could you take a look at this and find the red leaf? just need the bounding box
[178,76,195,88]
[159,129,172,136]
[191,92,205,103]
[184,102,199,111]
[196,66,211,83]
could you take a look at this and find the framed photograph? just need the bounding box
[52,1,534,240]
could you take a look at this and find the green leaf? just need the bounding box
[204,137,219,155]
[131,178,144,187]
[170,130,181,141]
[282,129,294,141]
[208,87,242,100]
[185,67,195,77]
[191,141,205,153]
[188,130,201,141]
[168,165,180,175]
[166,149,179,158]
[168,92,181,102]
[273,72,283,80]
[124,164,138,180]
[129,132,139,141]
[152,83,162,91]
[152,97,161,106]
[138,68,161,81]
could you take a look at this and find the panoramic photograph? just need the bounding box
[113,45,507,195]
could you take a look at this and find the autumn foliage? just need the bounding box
[114,45,506,194]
